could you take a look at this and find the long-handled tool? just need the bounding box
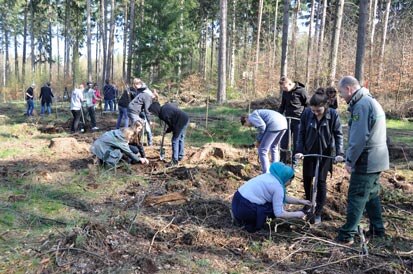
[159,123,167,161]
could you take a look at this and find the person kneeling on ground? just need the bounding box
[90,120,149,166]
[231,162,311,233]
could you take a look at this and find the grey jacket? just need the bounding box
[248,109,287,142]
[346,88,389,173]
[90,129,140,166]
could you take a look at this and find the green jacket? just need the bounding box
[346,88,389,173]
[90,129,140,166]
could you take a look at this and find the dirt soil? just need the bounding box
[2,109,413,274]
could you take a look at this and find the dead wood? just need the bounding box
[144,192,188,206]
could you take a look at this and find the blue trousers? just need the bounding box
[116,106,129,129]
[26,100,34,116]
[172,121,188,162]
[104,99,114,111]
[41,102,52,115]
[231,191,274,233]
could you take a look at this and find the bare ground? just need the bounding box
[1,108,413,274]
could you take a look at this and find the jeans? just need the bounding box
[280,119,300,165]
[104,99,114,111]
[86,106,96,128]
[337,172,385,241]
[116,106,129,129]
[139,112,153,145]
[258,130,286,173]
[26,100,34,116]
[41,102,52,115]
[71,110,82,132]
[172,121,189,162]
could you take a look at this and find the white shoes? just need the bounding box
[92,127,99,130]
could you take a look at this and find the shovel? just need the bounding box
[159,123,167,160]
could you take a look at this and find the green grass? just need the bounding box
[387,119,413,145]
[387,119,413,131]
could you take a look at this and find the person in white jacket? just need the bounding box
[70,84,85,133]
[231,162,311,233]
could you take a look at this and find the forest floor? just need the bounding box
[0,101,412,274]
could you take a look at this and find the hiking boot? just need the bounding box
[166,160,178,168]
[335,236,354,246]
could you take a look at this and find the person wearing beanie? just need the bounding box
[148,101,189,166]
[231,162,311,233]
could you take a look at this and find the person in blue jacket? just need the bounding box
[231,162,311,233]
[241,109,287,173]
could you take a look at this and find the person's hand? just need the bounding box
[335,155,344,162]
[140,158,149,165]
[301,199,312,206]
[345,163,352,174]
[296,211,306,219]
[294,153,304,160]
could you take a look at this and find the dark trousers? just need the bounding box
[86,106,96,128]
[303,176,326,216]
[280,119,300,165]
[231,191,274,233]
[116,106,129,129]
[337,172,385,241]
[71,110,81,132]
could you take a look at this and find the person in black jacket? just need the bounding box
[116,82,138,129]
[25,84,35,116]
[103,79,116,112]
[148,102,189,166]
[278,76,308,165]
[294,88,344,224]
[39,82,54,115]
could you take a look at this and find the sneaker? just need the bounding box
[335,236,354,246]
[166,160,178,168]
[92,127,99,130]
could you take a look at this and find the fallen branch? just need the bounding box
[46,247,111,265]
[148,217,175,254]
[294,254,366,273]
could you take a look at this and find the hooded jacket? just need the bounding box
[90,129,141,166]
[248,109,287,142]
[278,82,308,118]
[128,86,153,118]
[148,102,189,138]
[346,88,389,173]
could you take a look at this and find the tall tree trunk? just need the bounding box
[4,27,10,86]
[305,0,316,89]
[72,38,79,88]
[315,0,327,86]
[328,0,344,86]
[229,0,237,87]
[100,0,108,83]
[291,0,300,79]
[122,0,128,81]
[127,0,136,82]
[355,0,369,84]
[48,6,53,81]
[14,32,19,82]
[56,1,60,80]
[377,0,390,87]
[107,0,116,82]
[87,0,92,81]
[280,0,290,78]
[22,4,28,85]
[271,0,279,70]
[64,0,70,82]
[253,0,264,92]
[217,0,227,104]
[177,0,184,83]
[30,1,35,73]
[210,21,215,82]
[368,0,377,85]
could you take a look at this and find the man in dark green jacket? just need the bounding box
[336,76,389,245]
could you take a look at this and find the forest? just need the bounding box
[1,0,413,273]
[0,0,412,108]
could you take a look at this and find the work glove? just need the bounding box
[335,155,344,163]
[294,153,304,160]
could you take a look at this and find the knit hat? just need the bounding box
[148,102,161,116]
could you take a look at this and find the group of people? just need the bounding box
[89,77,189,168]
[25,82,55,116]
[233,75,389,246]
